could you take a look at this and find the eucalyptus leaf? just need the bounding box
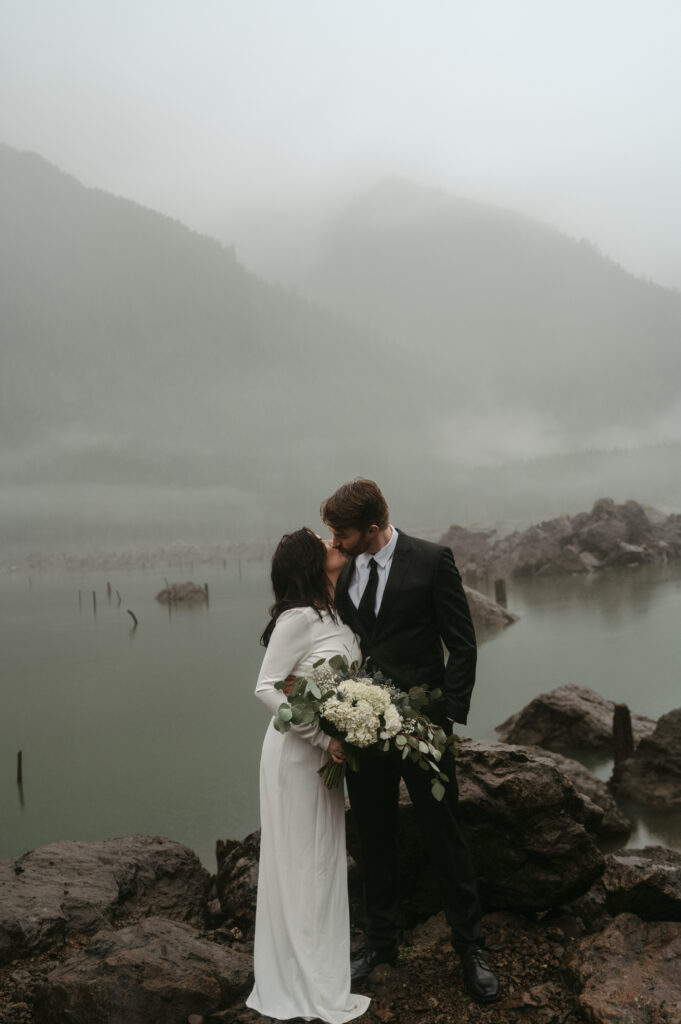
[394,735,407,748]
[307,680,322,700]
[430,688,442,701]
[402,745,410,760]
[328,654,349,674]
[278,704,293,722]
[431,779,445,802]
[312,658,325,668]
[273,717,290,734]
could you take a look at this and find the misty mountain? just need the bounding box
[2,146,680,550]
[0,145,430,543]
[304,180,681,451]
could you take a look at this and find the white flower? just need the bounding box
[379,703,403,740]
[320,678,400,748]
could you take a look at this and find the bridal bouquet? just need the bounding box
[272,655,455,801]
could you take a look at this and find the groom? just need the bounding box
[321,479,499,1003]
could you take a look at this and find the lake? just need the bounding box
[2,556,680,869]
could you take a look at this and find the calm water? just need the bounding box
[2,559,680,869]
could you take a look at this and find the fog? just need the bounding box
[2,1,681,554]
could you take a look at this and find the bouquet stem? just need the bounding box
[318,759,346,789]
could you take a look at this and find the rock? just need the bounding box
[568,913,681,1024]
[496,683,656,752]
[455,740,605,911]
[347,740,605,919]
[534,543,590,575]
[404,910,451,951]
[0,836,211,965]
[156,582,208,604]
[524,746,631,838]
[602,847,681,921]
[440,498,681,578]
[463,586,519,632]
[33,917,252,1024]
[614,708,681,807]
[439,524,496,571]
[495,519,574,578]
[578,516,628,558]
[215,833,259,938]
[563,879,611,934]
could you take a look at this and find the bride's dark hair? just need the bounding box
[261,527,337,646]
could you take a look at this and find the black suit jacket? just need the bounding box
[335,530,477,725]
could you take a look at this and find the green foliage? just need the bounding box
[271,659,452,799]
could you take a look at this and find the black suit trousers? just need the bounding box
[346,747,482,953]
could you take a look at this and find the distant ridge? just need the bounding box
[306,178,681,443]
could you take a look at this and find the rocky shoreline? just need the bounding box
[441,497,681,580]
[2,686,680,1024]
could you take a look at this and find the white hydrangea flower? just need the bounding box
[379,703,403,740]
[320,678,405,748]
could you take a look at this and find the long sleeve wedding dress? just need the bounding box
[245,606,370,1023]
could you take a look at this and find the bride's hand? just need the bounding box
[328,738,345,764]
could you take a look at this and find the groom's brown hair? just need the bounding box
[321,479,389,532]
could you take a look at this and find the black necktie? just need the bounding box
[357,558,379,634]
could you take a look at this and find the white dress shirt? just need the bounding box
[348,525,399,616]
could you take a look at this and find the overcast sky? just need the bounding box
[2,0,681,289]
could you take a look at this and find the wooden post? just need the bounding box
[17,750,23,784]
[494,579,507,608]
[612,703,634,783]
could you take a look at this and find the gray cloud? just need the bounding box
[2,0,680,288]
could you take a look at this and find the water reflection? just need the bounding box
[1,558,680,866]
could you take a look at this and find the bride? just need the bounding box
[245,528,371,1023]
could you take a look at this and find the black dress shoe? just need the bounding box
[350,947,397,983]
[459,945,500,1003]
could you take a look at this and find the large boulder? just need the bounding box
[496,684,656,752]
[567,914,681,1024]
[602,847,681,921]
[454,740,605,911]
[614,708,681,807]
[33,917,252,1024]
[0,836,210,965]
[524,746,631,839]
[347,740,605,919]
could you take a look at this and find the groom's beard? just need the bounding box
[338,537,372,558]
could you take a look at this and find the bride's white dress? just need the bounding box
[246,607,371,1023]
